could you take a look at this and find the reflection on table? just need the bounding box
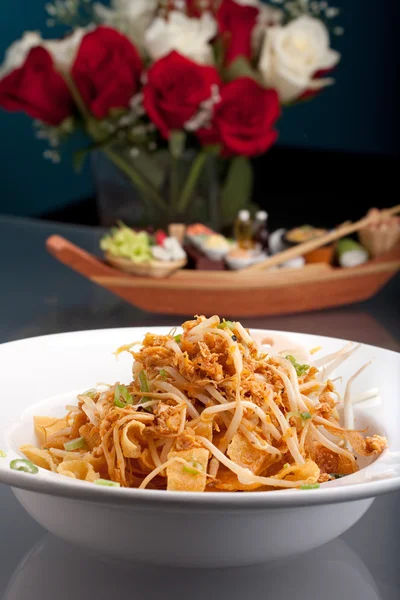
[5,534,381,600]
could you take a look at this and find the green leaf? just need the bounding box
[213,38,226,71]
[59,116,75,135]
[224,56,261,84]
[177,152,208,214]
[220,156,254,227]
[204,144,222,156]
[73,148,89,173]
[169,130,186,159]
[108,107,128,119]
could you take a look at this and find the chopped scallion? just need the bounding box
[287,411,312,423]
[217,320,235,330]
[174,334,182,343]
[94,479,121,488]
[138,370,150,394]
[331,473,346,479]
[286,355,310,377]
[0,450,7,458]
[10,459,38,474]
[82,388,96,399]
[159,369,168,379]
[300,484,320,490]
[138,370,152,411]
[64,437,86,451]
[114,384,134,408]
[300,412,312,420]
[182,461,203,476]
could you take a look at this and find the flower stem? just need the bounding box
[104,148,168,214]
[177,152,208,214]
[62,71,168,214]
[169,156,180,220]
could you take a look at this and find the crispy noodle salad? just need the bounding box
[21,316,387,492]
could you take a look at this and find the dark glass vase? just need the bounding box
[92,149,221,230]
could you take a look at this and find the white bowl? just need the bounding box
[0,328,399,568]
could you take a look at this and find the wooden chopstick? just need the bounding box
[242,205,400,273]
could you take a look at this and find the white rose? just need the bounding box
[94,0,157,50]
[259,16,340,103]
[44,28,86,72]
[252,3,284,56]
[144,11,217,65]
[0,29,86,79]
[0,32,42,78]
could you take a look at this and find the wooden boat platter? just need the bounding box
[46,235,400,317]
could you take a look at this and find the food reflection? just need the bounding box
[4,535,381,600]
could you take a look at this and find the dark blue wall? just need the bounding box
[0,1,93,217]
[0,1,396,217]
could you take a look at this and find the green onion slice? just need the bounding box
[0,450,7,458]
[10,459,38,474]
[174,334,182,343]
[286,355,310,377]
[300,412,312,420]
[114,384,134,408]
[182,461,203,476]
[217,320,236,330]
[159,369,168,379]
[286,411,312,422]
[331,473,346,479]
[138,370,153,412]
[138,370,150,394]
[64,437,86,451]
[300,484,320,490]
[94,479,121,488]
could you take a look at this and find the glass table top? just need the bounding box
[0,215,399,599]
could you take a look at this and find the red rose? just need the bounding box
[71,26,143,119]
[217,0,259,65]
[143,51,221,140]
[0,47,73,126]
[198,77,280,157]
[299,68,336,102]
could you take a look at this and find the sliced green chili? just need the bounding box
[10,459,38,474]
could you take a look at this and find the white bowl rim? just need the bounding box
[0,327,399,511]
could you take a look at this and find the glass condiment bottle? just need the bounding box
[253,211,269,252]
[234,210,253,250]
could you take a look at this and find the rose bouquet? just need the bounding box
[0,0,342,228]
